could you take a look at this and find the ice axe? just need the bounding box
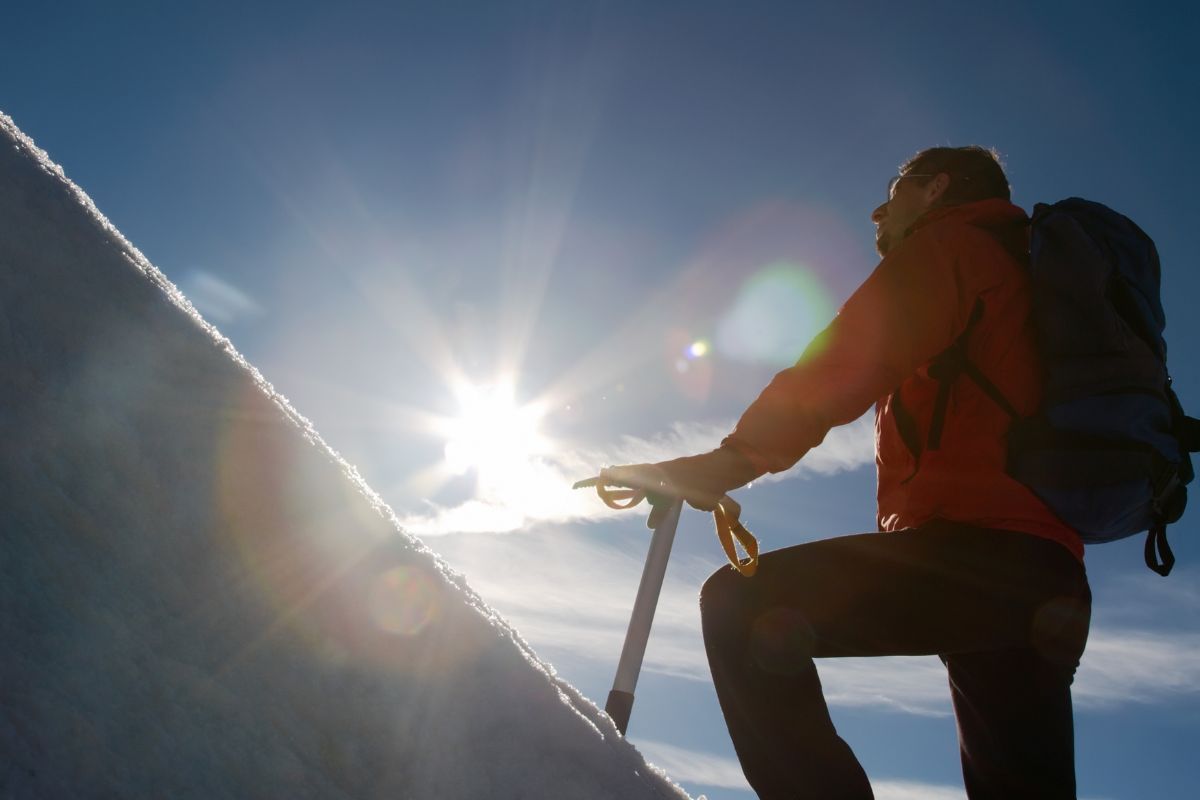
[574,472,759,735]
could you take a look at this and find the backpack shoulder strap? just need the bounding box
[926,298,1019,451]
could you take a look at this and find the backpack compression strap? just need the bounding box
[577,477,760,577]
[1147,460,1190,576]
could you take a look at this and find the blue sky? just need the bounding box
[5,2,1199,797]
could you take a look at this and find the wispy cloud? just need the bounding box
[819,657,953,717]
[1074,628,1200,708]
[178,270,264,324]
[762,411,876,482]
[635,740,749,791]
[1094,566,1200,625]
[398,412,875,536]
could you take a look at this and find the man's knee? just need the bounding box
[700,565,818,674]
[701,564,771,651]
[699,565,745,631]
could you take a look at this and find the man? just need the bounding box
[604,146,1091,799]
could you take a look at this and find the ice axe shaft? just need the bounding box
[574,470,754,733]
[606,498,682,735]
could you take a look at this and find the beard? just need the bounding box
[875,228,892,257]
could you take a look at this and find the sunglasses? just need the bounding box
[887,172,938,200]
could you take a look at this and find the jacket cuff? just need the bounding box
[716,438,770,484]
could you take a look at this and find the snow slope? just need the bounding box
[0,112,688,800]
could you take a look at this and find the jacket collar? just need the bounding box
[907,198,1031,262]
[909,198,1029,235]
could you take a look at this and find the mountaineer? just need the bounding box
[603,146,1094,799]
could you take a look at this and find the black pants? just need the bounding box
[700,520,1091,800]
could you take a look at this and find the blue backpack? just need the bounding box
[927,198,1200,575]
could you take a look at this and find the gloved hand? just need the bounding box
[600,444,761,528]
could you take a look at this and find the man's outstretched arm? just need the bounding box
[606,230,982,504]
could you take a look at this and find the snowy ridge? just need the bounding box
[0,112,688,799]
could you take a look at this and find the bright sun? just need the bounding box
[441,381,548,476]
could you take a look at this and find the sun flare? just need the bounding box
[441,381,549,477]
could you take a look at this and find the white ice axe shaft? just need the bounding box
[606,498,683,735]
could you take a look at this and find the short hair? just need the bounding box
[902,145,1011,206]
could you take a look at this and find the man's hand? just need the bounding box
[600,445,761,528]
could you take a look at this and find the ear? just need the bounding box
[924,173,952,206]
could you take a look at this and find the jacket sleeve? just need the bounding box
[723,226,987,473]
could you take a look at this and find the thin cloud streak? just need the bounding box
[767,412,877,482]
[399,412,875,536]
[820,657,953,717]
[1074,628,1200,708]
[635,740,749,791]
[1094,566,1200,625]
[178,270,263,325]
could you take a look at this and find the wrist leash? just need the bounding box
[575,478,760,577]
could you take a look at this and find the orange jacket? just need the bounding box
[724,198,1083,559]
